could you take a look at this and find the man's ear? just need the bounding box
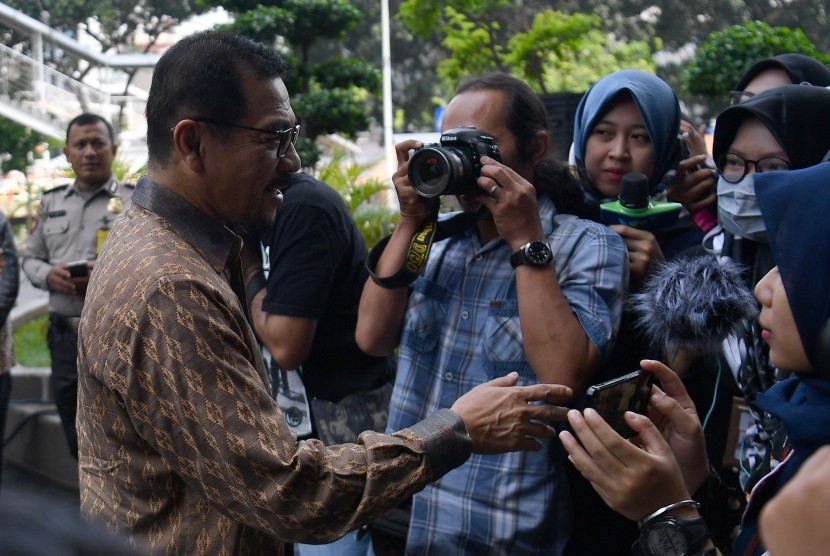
[530,130,551,166]
[171,120,204,171]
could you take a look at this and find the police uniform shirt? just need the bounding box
[21,174,134,317]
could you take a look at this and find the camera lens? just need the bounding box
[409,147,466,198]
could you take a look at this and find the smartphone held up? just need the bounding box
[584,370,655,438]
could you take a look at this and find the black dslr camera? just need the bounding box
[408,126,502,198]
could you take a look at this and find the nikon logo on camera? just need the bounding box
[409,126,502,198]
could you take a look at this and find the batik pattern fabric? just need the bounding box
[76,176,471,555]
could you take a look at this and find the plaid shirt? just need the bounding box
[77,177,472,555]
[388,196,627,555]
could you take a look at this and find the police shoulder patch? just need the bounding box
[41,184,69,195]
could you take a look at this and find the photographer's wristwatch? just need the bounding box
[510,240,553,268]
[633,515,711,556]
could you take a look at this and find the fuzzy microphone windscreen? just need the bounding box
[628,256,759,357]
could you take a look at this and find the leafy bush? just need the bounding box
[315,153,397,248]
[683,21,830,100]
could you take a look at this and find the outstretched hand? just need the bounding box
[666,155,717,214]
[451,372,572,454]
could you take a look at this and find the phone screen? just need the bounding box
[584,370,654,438]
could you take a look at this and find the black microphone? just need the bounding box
[618,172,650,209]
[627,256,759,357]
[599,172,682,230]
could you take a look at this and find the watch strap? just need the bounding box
[509,240,552,269]
[638,499,700,529]
[509,248,527,268]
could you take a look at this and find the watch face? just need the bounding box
[645,522,688,555]
[525,241,552,265]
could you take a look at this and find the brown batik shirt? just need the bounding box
[77,176,471,555]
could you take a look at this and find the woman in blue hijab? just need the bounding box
[573,69,681,202]
[567,69,713,556]
[571,69,702,281]
[560,162,830,556]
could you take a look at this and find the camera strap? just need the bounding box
[366,208,480,289]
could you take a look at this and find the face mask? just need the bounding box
[717,174,768,242]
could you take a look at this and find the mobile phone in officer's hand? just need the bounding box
[67,260,89,278]
[584,370,655,438]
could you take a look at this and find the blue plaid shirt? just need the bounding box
[387,196,627,555]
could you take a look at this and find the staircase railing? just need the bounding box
[0,1,157,140]
[0,42,115,138]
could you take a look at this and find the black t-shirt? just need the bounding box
[262,172,388,402]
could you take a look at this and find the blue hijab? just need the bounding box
[572,69,680,196]
[733,163,830,555]
[756,161,830,369]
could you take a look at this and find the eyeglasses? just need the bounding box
[717,152,790,183]
[729,90,755,105]
[190,118,300,158]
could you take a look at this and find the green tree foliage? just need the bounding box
[506,11,656,93]
[553,0,830,52]
[682,21,830,100]
[397,1,655,94]
[209,0,380,168]
[315,153,396,247]
[9,0,206,54]
[0,117,51,173]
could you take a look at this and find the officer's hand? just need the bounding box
[47,263,79,296]
[450,372,572,454]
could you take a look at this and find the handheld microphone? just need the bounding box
[600,172,682,231]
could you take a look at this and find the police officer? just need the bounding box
[22,113,133,458]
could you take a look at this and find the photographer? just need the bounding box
[356,73,628,555]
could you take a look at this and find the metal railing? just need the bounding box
[0,42,140,138]
[0,2,158,139]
